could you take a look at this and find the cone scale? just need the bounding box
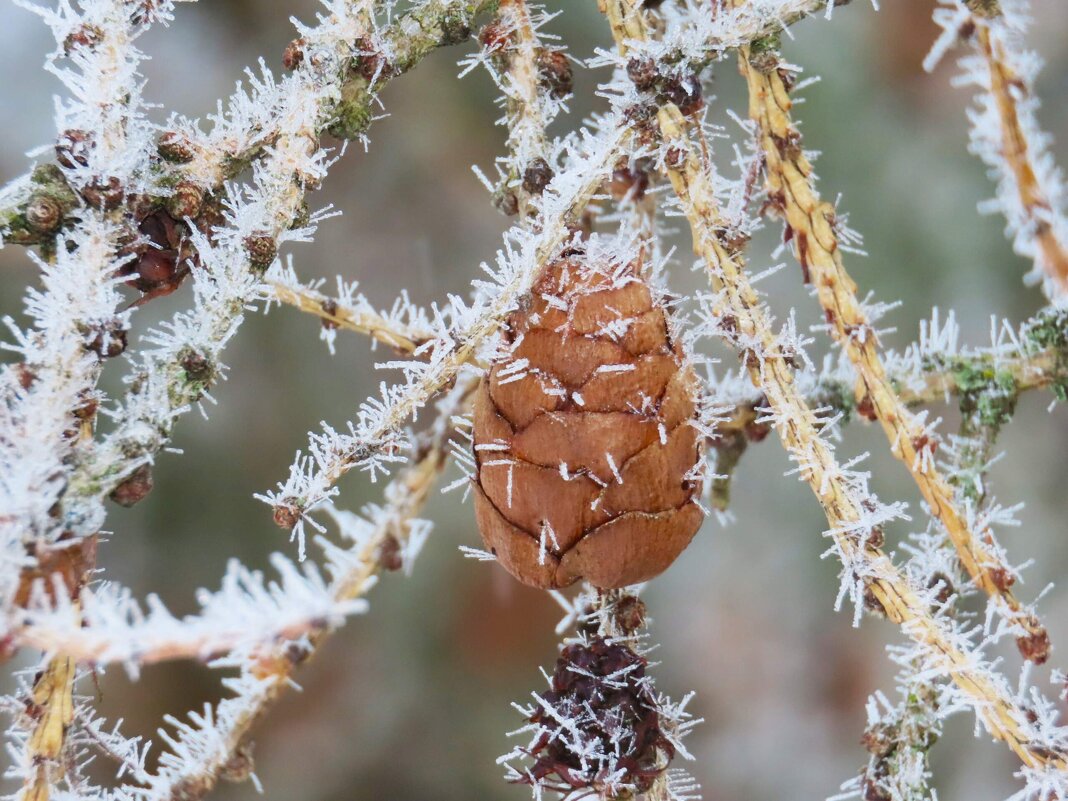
[472,251,704,589]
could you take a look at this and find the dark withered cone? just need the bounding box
[472,250,704,589]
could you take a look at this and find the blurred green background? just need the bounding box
[2,1,1068,799]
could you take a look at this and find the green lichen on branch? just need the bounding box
[331,0,500,139]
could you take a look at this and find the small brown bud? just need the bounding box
[861,723,896,758]
[25,195,63,234]
[988,566,1016,592]
[855,394,878,422]
[72,393,99,421]
[521,158,554,196]
[353,37,393,81]
[273,502,301,530]
[14,363,37,391]
[282,38,306,70]
[613,595,646,633]
[863,584,886,617]
[320,298,339,331]
[664,146,687,170]
[376,533,404,572]
[536,49,572,98]
[82,176,124,210]
[56,129,92,168]
[609,162,649,201]
[926,571,955,607]
[220,742,255,785]
[157,131,195,163]
[1016,621,1050,664]
[244,234,277,271]
[493,186,519,217]
[166,181,204,219]
[63,24,102,54]
[109,464,153,507]
[662,74,703,116]
[478,21,511,52]
[626,57,659,93]
[179,348,213,383]
[86,320,127,358]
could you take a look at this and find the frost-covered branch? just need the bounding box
[12,556,366,671]
[926,0,1068,300]
[600,0,1067,776]
[100,381,468,801]
[261,117,630,538]
[739,41,1049,662]
[264,262,437,356]
[0,0,501,248]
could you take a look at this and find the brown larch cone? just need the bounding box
[472,250,704,589]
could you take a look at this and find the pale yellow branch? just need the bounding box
[972,8,1068,294]
[267,279,435,355]
[739,47,1048,662]
[18,655,75,801]
[603,0,1067,774]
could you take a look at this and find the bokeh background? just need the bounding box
[2,1,1068,799]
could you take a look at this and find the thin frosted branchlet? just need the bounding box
[623,13,1066,771]
[263,260,437,355]
[738,40,1051,662]
[61,384,463,801]
[926,0,1068,300]
[265,116,631,530]
[623,0,829,75]
[501,587,701,800]
[63,0,380,531]
[463,0,570,219]
[0,0,172,633]
[11,554,366,674]
[835,527,969,801]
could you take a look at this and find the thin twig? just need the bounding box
[739,43,1048,661]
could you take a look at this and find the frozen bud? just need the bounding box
[282,37,306,70]
[109,464,154,507]
[609,161,649,201]
[82,177,124,210]
[166,181,204,219]
[15,536,98,607]
[472,251,704,589]
[493,186,519,217]
[626,57,659,93]
[478,21,511,52]
[353,37,393,81]
[157,131,195,163]
[860,722,896,758]
[56,129,92,169]
[536,49,573,98]
[747,38,782,75]
[244,234,278,271]
[988,566,1015,592]
[179,347,214,384]
[521,158,554,196]
[63,24,102,54]
[1016,621,1050,664]
[926,571,954,607]
[72,393,99,421]
[14,363,36,390]
[86,320,128,358]
[376,534,403,572]
[24,195,62,234]
[614,594,647,633]
[662,74,703,116]
[273,502,301,530]
[220,742,255,785]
